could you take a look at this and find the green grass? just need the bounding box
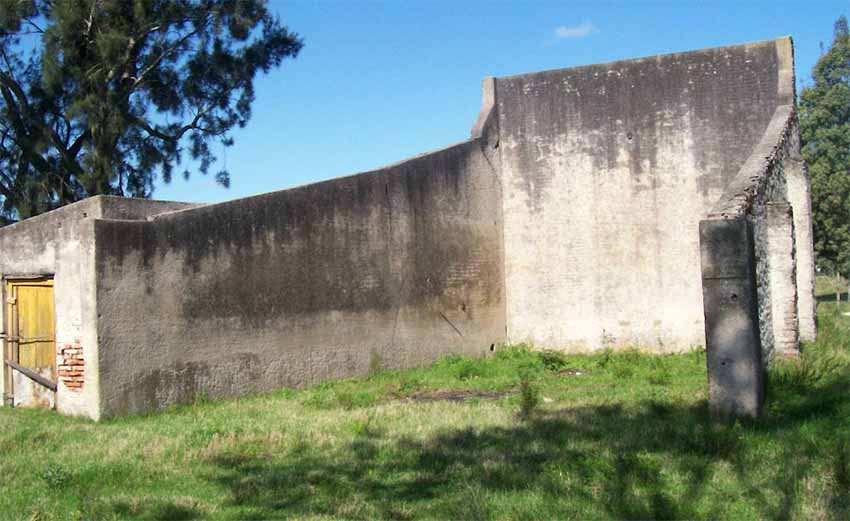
[1,304,848,521]
[816,274,848,301]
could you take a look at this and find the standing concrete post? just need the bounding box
[765,203,800,358]
[700,218,764,419]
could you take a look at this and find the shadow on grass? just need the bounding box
[206,378,848,520]
[109,500,202,521]
[816,292,848,302]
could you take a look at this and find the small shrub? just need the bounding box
[612,365,634,379]
[397,376,422,395]
[438,354,466,366]
[691,346,706,366]
[494,344,533,361]
[518,377,540,421]
[40,463,71,490]
[596,348,613,369]
[368,349,383,376]
[336,390,377,410]
[769,352,841,393]
[537,350,569,371]
[647,358,671,386]
[455,359,487,381]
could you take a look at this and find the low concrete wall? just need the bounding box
[496,38,789,351]
[93,139,505,417]
[0,196,194,418]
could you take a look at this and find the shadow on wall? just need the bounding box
[168,384,847,520]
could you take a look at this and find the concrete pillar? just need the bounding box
[700,218,764,419]
[785,157,817,342]
[766,203,800,358]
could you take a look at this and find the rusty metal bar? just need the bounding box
[4,359,57,392]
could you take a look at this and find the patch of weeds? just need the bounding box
[450,484,491,521]
[704,421,744,458]
[395,376,422,396]
[538,350,569,371]
[192,391,212,407]
[612,365,634,379]
[27,504,56,521]
[454,358,487,381]
[187,426,234,446]
[596,348,613,369]
[691,346,706,366]
[347,414,385,440]
[769,353,841,394]
[647,358,671,386]
[336,389,378,410]
[438,354,466,366]
[518,375,540,421]
[40,463,71,490]
[276,388,296,400]
[493,343,532,359]
[369,349,383,376]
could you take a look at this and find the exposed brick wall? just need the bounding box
[58,339,84,391]
[766,203,800,358]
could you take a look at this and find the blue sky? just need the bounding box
[154,0,850,204]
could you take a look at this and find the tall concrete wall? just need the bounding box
[92,138,505,417]
[0,197,195,418]
[496,39,787,351]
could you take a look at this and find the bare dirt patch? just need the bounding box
[557,368,588,377]
[403,389,508,403]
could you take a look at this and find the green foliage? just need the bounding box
[537,349,569,371]
[368,349,383,376]
[800,15,850,278]
[0,0,302,221]
[647,357,672,386]
[40,463,71,490]
[517,376,540,420]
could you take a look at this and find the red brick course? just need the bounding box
[59,339,84,392]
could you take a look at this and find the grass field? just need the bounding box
[1,301,847,520]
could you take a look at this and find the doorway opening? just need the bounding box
[3,277,57,409]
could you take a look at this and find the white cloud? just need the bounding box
[554,22,597,39]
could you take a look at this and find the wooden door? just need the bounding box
[5,278,56,408]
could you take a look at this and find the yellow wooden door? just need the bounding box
[5,278,55,407]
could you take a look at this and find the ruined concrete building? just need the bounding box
[0,38,814,419]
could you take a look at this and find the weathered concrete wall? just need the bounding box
[93,138,505,417]
[0,196,194,418]
[496,38,788,351]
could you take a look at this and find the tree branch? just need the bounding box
[130,24,203,90]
